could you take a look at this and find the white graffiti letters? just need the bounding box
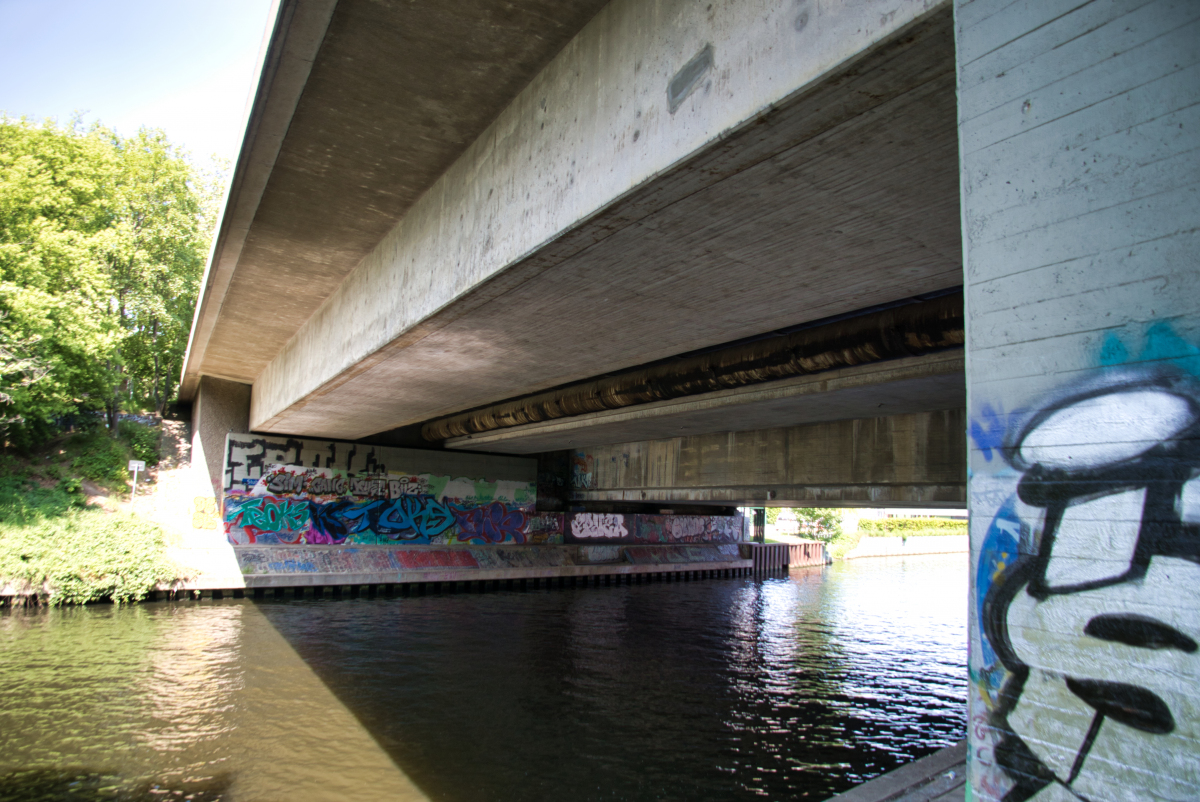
[569,513,629,540]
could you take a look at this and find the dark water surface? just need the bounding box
[0,554,967,801]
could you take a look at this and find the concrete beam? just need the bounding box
[182,0,613,398]
[180,0,338,399]
[249,0,958,438]
[446,350,964,454]
[566,409,966,507]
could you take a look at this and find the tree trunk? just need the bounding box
[152,319,163,414]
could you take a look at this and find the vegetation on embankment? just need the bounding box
[0,421,183,605]
[0,115,212,604]
[0,115,221,449]
[857,518,968,537]
[826,517,967,561]
[826,528,864,561]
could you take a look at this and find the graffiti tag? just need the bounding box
[979,366,1200,802]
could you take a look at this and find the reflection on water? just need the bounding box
[0,554,966,801]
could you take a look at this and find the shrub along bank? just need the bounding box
[0,421,183,605]
[857,518,967,537]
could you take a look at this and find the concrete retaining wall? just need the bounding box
[842,535,967,559]
[233,543,749,589]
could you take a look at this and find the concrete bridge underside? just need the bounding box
[176,1,1200,800]
[182,0,964,483]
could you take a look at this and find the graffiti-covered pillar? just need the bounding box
[956,2,1200,801]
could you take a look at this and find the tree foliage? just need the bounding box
[0,116,219,447]
[794,508,842,538]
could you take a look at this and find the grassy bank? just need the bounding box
[857,518,967,538]
[0,422,183,605]
[825,518,967,560]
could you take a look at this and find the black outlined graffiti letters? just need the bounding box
[982,368,1200,801]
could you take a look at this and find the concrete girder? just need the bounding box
[564,409,967,508]
[243,0,959,439]
[446,350,965,454]
[181,0,613,399]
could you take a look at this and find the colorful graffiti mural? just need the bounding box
[970,362,1200,801]
[564,512,742,545]
[234,542,743,577]
[221,435,562,546]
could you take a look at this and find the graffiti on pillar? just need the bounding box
[571,451,594,490]
[971,359,1200,802]
[220,434,560,546]
[564,512,741,544]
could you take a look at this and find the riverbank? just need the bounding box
[843,535,968,559]
[0,419,194,605]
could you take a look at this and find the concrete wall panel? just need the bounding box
[957,0,1200,799]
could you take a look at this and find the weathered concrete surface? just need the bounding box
[181,0,613,398]
[171,377,255,590]
[191,377,251,500]
[568,409,966,507]
[234,551,751,590]
[180,0,338,397]
[446,351,964,454]
[245,0,958,439]
[425,292,963,441]
[958,1,1200,800]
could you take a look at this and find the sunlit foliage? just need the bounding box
[0,116,221,447]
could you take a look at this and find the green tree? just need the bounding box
[0,116,218,446]
[794,508,842,539]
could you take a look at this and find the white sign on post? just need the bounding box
[129,460,146,503]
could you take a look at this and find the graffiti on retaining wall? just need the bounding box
[564,512,742,544]
[221,434,560,546]
[971,361,1200,801]
[625,544,741,564]
[569,513,628,540]
[233,543,740,576]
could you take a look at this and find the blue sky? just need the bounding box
[0,0,277,165]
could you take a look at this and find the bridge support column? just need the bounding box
[957,1,1200,800]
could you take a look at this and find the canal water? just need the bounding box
[0,553,967,801]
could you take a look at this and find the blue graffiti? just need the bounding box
[976,497,1022,676]
[1098,330,1130,367]
[969,403,1006,461]
[1098,320,1200,375]
[374,494,455,540]
[306,494,455,544]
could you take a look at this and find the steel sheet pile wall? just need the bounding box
[957,1,1200,800]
